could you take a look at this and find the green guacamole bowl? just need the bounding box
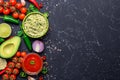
[22,12,49,38]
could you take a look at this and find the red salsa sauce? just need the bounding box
[22,53,43,75]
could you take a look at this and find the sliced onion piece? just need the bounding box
[32,40,44,53]
[28,76,35,80]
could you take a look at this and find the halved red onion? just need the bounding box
[32,40,44,53]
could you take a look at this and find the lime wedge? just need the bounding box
[0,23,12,38]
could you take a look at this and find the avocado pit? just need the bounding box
[3,43,14,55]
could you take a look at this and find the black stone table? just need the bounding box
[1,0,120,80]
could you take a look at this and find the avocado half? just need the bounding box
[0,36,21,58]
[22,12,49,38]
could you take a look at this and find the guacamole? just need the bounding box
[22,12,49,38]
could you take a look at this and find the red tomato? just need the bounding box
[20,7,27,14]
[0,0,3,6]
[10,6,16,12]
[15,3,22,9]
[12,57,18,63]
[12,12,19,19]
[8,62,15,68]
[13,68,19,75]
[41,56,46,61]
[15,63,21,69]
[3,8,10,15]
[3,1,10,8]
[9,0,16,6]
[2,74,9,80]
[19,13,25,20]
[15,51,21,57]
[18,57,23,63]
[5,67,12,74]
[0,6,3,13]
[21,51,27,57]
[10,74,16,80]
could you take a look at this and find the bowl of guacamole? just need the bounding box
[22,12,49,38]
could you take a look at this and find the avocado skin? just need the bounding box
[0,36,21,58]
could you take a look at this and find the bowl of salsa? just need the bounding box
[22,53,43,75]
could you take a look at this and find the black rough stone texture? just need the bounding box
[1,0,120,80]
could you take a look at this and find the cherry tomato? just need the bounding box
[3,1,10,8]
[13,68,19,75]
[0,6,3,13]
[5,67,12,74]
[19,13,25,20]
[15,3,22,9]
[10,74,16,80]
[15,51,21,57]
[2,74,9,80]
[3,8,10,15]
[10,6,16,12]
[0,0,3,6]
[12,57,18,63]
[15,63,21,69]
[21,51,27,57]
[42,56,47,61]
[9,0,16,6]
[12,12,19,19]
[20,7,27,14]
[18,57,23,63]
[8,62,15,68]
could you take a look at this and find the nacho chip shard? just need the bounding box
[0,58,7,70]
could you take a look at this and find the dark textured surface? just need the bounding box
[1,0,120,80]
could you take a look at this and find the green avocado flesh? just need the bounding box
[22,12,49,38]
[0,36,21,58]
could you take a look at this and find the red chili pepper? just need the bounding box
[0,67,7,75]
[29,0,40,10]
[0,70,5,75]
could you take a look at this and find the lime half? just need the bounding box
[22,12,49,38]
[0,23,12,38]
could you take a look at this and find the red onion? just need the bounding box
[32,40,44,53]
